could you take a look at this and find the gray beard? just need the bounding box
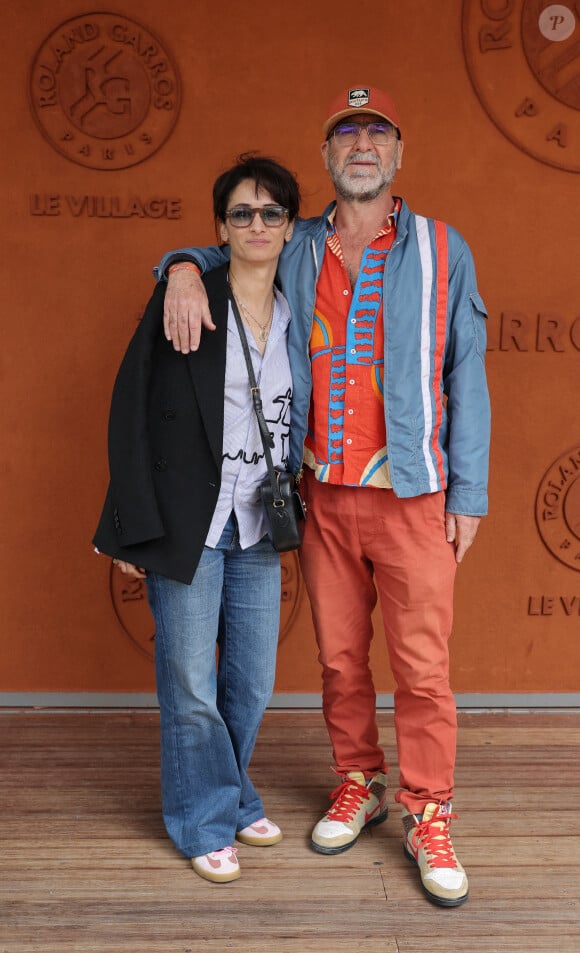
[328,147,399,202]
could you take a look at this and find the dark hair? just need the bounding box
[213,153,300,223]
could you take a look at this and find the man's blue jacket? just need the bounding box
[155,198,491,516]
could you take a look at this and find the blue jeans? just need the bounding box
[146,513,280,857]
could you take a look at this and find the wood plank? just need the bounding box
[398,938,580,953]
[1,709,579,953]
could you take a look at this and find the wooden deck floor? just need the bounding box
[1,709,579,953]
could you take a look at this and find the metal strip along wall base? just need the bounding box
[0,692,579,710]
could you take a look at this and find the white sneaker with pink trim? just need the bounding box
[191,846,240,883]
[236,816,283,846]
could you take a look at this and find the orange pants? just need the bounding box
[299,470,458,814]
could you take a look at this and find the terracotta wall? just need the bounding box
[2,0,579,696]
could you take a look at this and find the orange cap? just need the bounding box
[323,85,401,137]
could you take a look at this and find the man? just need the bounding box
[153,85,491,907]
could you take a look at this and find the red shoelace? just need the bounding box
[326,778,371,822]
[411,806,459,869]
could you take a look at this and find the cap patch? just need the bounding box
[348,88,370,108]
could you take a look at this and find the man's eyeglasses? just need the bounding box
[329,121,399,146]
[224,206,289,228]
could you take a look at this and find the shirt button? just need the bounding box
[350,348,356,354]
[348,409,354,415]
[346,438,353,445]
[343,289,349,296]
[351,318,356,324]
[349,379,355,385]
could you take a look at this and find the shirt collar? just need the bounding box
[326,196,401,239]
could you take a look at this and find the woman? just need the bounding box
[94,155,300,883]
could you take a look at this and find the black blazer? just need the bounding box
[93,265,231,584]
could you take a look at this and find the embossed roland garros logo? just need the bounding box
[535,446,580,571]
[29,13,181,170]
[462,1,580,172]
[110,553,304,661]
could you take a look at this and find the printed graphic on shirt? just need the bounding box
[305,244,392,488]
[223,387,292,468]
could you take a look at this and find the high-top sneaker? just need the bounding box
[402,802,468,906]
[311,771,388,854]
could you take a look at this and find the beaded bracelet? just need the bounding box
[168,262,201,275]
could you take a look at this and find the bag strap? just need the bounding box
[227,285,283,504]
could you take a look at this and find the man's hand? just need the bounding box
[163,269,215,353]
[112,558,147,579]
[445,513,481,564]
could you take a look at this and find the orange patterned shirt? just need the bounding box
[304,201,400,486]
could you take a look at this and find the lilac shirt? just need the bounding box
[205,288,292,549]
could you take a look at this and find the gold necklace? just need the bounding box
[230,280,275,343]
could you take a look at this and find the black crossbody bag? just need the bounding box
[228,288,306,552]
